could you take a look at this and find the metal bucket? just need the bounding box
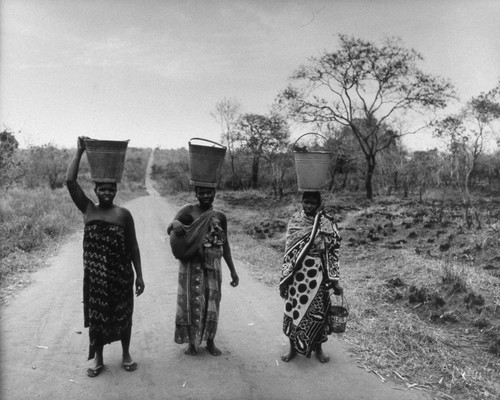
[328,293,349,334]
[293,133,331,191]
[188,138,226,188]
[83,138,129,183]
[328,306,349,334]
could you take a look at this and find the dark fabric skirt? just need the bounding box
[83,221,134,360]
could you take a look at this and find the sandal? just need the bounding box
[87,365,104,378]
[122,361,137,372]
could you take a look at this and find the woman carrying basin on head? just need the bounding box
[280,133,343,363]
[66,136,145,377]
[167,138,239,357]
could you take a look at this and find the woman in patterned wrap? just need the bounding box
[279,191,342,363]
[66,137,145,377]
[168,186,239,356]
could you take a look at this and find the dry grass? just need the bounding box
[342,248,500,399]
[0,162,149,304]
[0,187,80,304]
[162,190,500,400]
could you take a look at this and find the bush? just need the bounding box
[0,188,80,258]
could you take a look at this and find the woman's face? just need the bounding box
[302,196,320,217]
[196,187,215,210]
[95,183,117,207]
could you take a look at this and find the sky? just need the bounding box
[1,0,499,150]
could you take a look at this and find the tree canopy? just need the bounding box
[434,82,500,202]
[0,129,20,190]
[278,34,456,199]
[235,113,290,189]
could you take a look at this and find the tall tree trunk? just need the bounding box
[365,156,376,200]
[230,153,237,190]
[342,170,349,189]
[251,156,260,189]
[464,169,472,206]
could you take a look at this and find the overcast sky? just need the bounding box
[1,0,499,150]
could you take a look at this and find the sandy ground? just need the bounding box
[0,153,431,400]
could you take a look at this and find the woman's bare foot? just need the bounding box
[206,339,222,356]
[315,344,330,363]
[281,346,297,362]
[184,343,198,355]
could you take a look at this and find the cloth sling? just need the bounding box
[170,209,214,261]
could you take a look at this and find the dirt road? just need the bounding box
[1,177,431,399]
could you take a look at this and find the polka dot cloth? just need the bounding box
[284,254,322,323]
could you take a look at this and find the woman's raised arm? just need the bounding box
[66,137,91,213]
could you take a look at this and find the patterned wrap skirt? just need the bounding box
[174,246,223,345]
[83,221,134,360]
[280,211,341,357]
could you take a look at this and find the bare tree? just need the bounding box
[264,152,293,198]
[277,34,455,199]
[318,123,362,191]
[434,83,500,203]
[211,98,242,189]
[236,113,290,189]
[407,149,441,201]
[375,139,408,195]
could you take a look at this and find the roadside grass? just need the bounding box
[0,183,146,304]
[0,148,151,304]
[164,189,500,400]
[344,248,500,399]
[0,187,81,303]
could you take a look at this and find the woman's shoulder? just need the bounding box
[85,204,130,225]
[289,210,303,221]
[178,203,197,213]
[173,203,196,218]
[213,208,226,217]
